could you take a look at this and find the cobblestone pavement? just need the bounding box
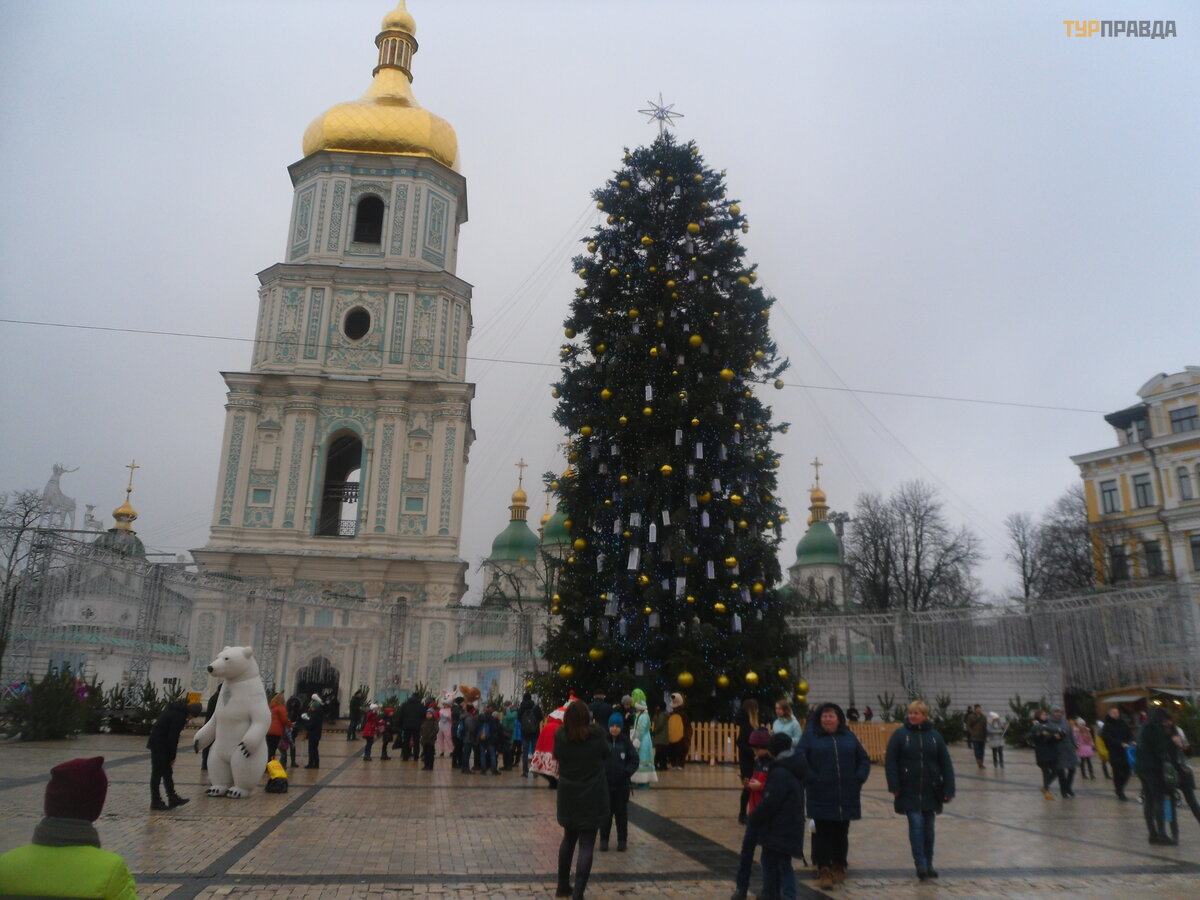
[1,734,1197,898]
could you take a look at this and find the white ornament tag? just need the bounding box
[648,524,657,543]
[695,442,704,459]
[627,548,640,570]
[662,510,671,525]
[706,560,716,579]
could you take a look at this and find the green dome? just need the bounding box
[542,507,570,545]
[93,528,147,559]
[794,520,841,567]
[489,519,540,563]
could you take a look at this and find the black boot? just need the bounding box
[167,794,190,808]
[555,883,572,898]
[151,797,168,811]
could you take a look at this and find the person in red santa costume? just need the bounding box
[530,694,578,788]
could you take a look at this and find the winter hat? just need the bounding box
[1050,705,1063,714]
[310,694,322,705]
[608,712,624,728]
[634,700,647,711]
[426,708,435,717]
[1074,717,1086,726]
[767,733,793,758]
[44,756,107,822]
[748,727,771,748]
[621,694,633,707]
[369,703,380,711]
[987,711,999,720]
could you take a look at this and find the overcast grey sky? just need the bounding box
[1,1,1196,600]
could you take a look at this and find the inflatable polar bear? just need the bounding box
[193,646,270,798]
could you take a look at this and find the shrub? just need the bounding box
[932,694,965,744]
[2,668,88,740]
[1005,694,1049,748]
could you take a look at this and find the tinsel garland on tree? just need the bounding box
[542,133,801,719]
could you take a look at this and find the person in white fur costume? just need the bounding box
[193,646,270,798]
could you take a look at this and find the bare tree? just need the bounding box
[1035,484,1096,594]
[844,481,983,611]
[1005,511,1042,600]
[0,490,49,667]
[1004,485,1097,598]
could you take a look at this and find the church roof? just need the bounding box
[302,1,460,170]
[489,519,539,564]
[794,520,841,567]
[541,507,570,545]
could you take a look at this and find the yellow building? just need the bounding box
[1071,367,1200,584]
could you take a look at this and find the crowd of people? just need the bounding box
[4,689,1194,900]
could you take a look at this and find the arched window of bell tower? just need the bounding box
[316,431,363,537]
[353,195,385,244]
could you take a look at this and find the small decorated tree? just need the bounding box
[543,131,799,718]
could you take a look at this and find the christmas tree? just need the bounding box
[543,132,799,719]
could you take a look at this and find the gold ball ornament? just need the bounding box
[687,223,701,235]
[685,595,696,604]
[637,574,650,586]
[774,380,785,390]
[620,179,631,188]
[589,647,605,661]
[573,538,587,551]
[600,389,612,400]
[607,215,616,224]
[649,347,659,357]
[752,582,765,595]
[566,556,576,565]
[719,368,735,381]
[526,680,535,689]
[563,519,572,530]
[688,334,703,348]
[619,416,628,425]
[698,491,712,503]
[744,671,759,686]
[609,267,619,277]
[714,602,727,614]
[724,556,738,568]
[619,474,629,484]
[558,663,575,679]
[677,671,695,688]
[795,693,807,705]
[694,173,703,182]
[754,350,765,361]
[628,308,639,318]
[551,388,560,398]
[580,426,592,437]
[660,464,673,476]
[642,407,653,416]
[596,343,606,353]
[565,327,576,338]
[716,674,731,689]
[643,606,653,615]
[640,235,653,246]
[730,494,743,506]
[777,668,789,679]
[738,520,749,530]
[596,201,605,210]
[587,242,597,253]
[551,605,560,614]
[797,680,810,694]
[738,276,751,286]
[691,417,700,427]
[729,204,741,216]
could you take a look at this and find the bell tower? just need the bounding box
[194,1,474,612]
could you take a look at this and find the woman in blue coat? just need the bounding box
[797,702,871,889]
[884,699,956,881]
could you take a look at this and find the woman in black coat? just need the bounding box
[884,699,955,881]
[735,698,760,823]
[1100,705,1135,800]
[798,702,870,889]
[1028,709,1061,800]
[553,700,610,900]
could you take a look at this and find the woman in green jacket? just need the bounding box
[553,699,610,899]
[0,756,137,900]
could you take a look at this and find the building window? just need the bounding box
[1100,480,1120,514]
[352,195,384,244]
[404,496,425,512]
[1180,467,1194,501]
[1109,545,1128,582]
[1123,418,1150,443]
[1132,473,1154,508]
[314,609,333,628]
[343,307,371,341]
[251,488,272,505]
[1191,535,1200,571]
[1143,540,1165,577]
[1169,405,1198,433]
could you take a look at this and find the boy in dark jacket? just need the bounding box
[731,727,773,900]
[419,707,439,770]
[148,700,203,810]
[600,713,639,851]
[749,733,809,900]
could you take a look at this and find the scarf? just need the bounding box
[32,816,101,848]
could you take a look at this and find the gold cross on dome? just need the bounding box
[810,457,822,487]
[125,459,141,491]
[515,458,528,488]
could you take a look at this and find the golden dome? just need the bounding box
[811,487,826,504]
[381,1,416,33]
[512,487,528,506]
[302,2,459,171]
